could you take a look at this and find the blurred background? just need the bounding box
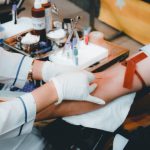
[1,0,150,55]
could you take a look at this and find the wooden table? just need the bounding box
[87,41,129,72]
[3,29,129,72]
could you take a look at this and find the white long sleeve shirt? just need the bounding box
[0,47,45,149]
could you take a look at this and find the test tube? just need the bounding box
[72,38,78,66]
[73,47,78,66]
[64,42,71,58]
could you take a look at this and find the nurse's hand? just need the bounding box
[51,71,106,105]
[42,61,78,82]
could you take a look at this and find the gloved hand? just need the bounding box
[51,71,106,105]
[42,61,78,82]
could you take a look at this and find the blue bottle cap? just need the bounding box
[74,47,78,56]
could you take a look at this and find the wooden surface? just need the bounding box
[87,41,129,72]
[4,29,129,71]
[99,0,150,44]
[123,91,150,131]
[3,30,55,59]
[123,113,150,131]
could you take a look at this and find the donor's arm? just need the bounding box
[37,50,150,121]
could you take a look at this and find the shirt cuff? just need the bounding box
[15,56,33,88]
[0,120,35,140]
[17,93,36,136]
[0,93,36,138]
[19,93,36,123]
[0,48,33,88]
[21,120,35,135]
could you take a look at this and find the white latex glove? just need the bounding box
[51,71,106,105]
[42,61,78,82]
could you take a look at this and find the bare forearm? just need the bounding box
[35,63,139,121]
[32,60,44,80]
[93,64,140,102]
[32,81,58,113]
[36,101,100,121]
[36,51,150,120]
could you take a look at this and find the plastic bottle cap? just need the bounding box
[41,0,48,4]
[34,0,42,9]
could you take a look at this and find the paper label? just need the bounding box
[45,8,53,32]
[32,17,46,30]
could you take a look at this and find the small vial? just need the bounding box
[64,42,71,58]
[41,0,53,33]
[73,47,78,66]
[0,25,4,45]
[31,0,46,41]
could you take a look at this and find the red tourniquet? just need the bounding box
[122,52,147,89]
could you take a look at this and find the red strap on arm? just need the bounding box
[122,52,148,89]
